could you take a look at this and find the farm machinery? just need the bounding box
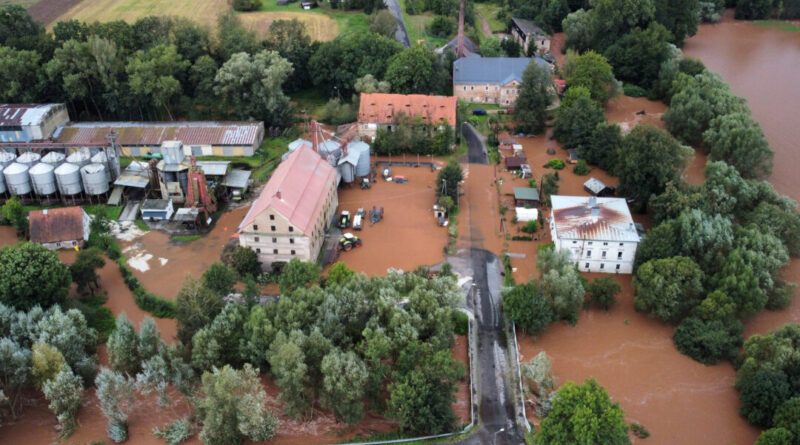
[338,210,351,229]
[339,233,363,251]
[370,206,384,224]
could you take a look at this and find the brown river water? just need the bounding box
[517,17,799,444]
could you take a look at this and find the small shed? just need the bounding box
[583,177,616,197]
[515,207,538,222]
[499,137,517,150]
[567,149,579,164]
[29,207,90,250]
[513,187,540,207]
[141,199,174,221]
[505,156,526,170]
[512,144,524,157]
[174,207,201,229]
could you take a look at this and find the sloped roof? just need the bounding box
[505,156,525,168]
[583,177,608,195]
[29,207,85,244]
[358,93,457,126]
[0,104,64,127]
[513,187,540,201]
[239,145,336,236]
[437,35,481,57]
[550,195,639,242]
[453,57,549,85]
[54,121,263,146]
[511,17,547,37]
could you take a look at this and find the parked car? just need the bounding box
[471,108,487,116]
[300,0,317,9]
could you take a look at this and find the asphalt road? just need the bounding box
[383,0,411,47]
[455,124,525,445]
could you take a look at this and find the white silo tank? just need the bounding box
[3,162,32,195]
[91,151,106,164]
[16,151,41,167]
[66,149,91,168]
[41,151,66,167]
[351,141,371,177]
[81,163,110,195]
[55,163,82,196]
[0,152,15,194]
[30,163,57,196]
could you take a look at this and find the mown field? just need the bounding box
[239,10,339,41]
[47,0,229,30]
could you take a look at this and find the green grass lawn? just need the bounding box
[754,20,800,32]
[172,234,202,242]
[257,2,369,37]
[474,3,506,34]
[396,0,449,47]
[291,87,329,118]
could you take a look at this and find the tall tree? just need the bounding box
[385,45,445,95]
[107,314,141,375]
[126,44,188,120]
[604,22,674,91]
[215,11,260,61]
[537,249,585,325]
[0,242,71,311]
[515,61,553,134]
[633,256,704,322]
[589,0,656,51]
[562,50,616,103]
[553,87,606,152]
[201,262,236,297]
[503,282,553,334]
[264,19,313,93]
[0,46,43,102]
[436,160,464,208]
[320,349,369,423]
[653,0,701,46]
[702,112,773,179]
[95,368,136,443]
[0,338,30,419]
[175,276,224,344]
[535,378,630,444]
[69,247,105,295]
[214,50,293,125]
[42,368,84,438]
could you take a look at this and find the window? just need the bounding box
[289,227,294,232]
[616,264,621,270]
[272,237,277,243]
[463,86,466,91]
[253,224,258,231]
[495,86,499,91]
[572,241,577,244]
[586,250,592,257]
[290,238,294,244]
[470,86,474,91]
[617,252,623,259]
[588,242,593,245]
[619,243,624,246]
[254,236,259,242]
[271,225,276,231]
[485,86,488,91]
[291,250,296,255]
[269,215,274,220]
[602,251,607,258]
[56,242,61,248]
[256,248,261,253]
[273,249,278,254]
[600,263,605,269]
[603,242,608,246]
[585,263,590,269]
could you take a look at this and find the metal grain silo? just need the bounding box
[41,151,66,167]
[16,151,41,167]
[350,141,371,177]
[29,162,57,196]
[55,163,82,196]
[66,149,91,168]
[3,162,31,195]
[0,152,15,194]
[80,163,110,195]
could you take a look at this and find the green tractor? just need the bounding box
[339,232,363,252]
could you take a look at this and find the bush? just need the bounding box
[512,236,534,241]
[673,316,742,365]
[572,159,590,175]
[521,220,538,233]
[452,311,468,335]
[133,288,176,319]
[631,422,650,438]
[538,243,555,253]
[543,159,566,170]
[427,16,455,38]
[153,417,194,445]
[321,98,357,125]
[623,84,647,97]
[230,0,262,11]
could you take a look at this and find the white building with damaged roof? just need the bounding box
[549,195,640,274]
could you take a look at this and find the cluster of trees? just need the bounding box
[735,0,800,19]
[480,36,523,58]
[0,5,316,125]
[436,161,464,210]
[0,303,98,436]
[663,68,773,179]
[737,325,800,444]
[373,114,454,156]
[503,248,621,333]
[175,260,466,435]
[632,160,799,364]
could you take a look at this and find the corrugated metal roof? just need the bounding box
[453,57,549,85]
[114,163,150,188]
[222,169,251,189]
[174,208,199,221]
[196,161,230,176]
[29,206,85,244]
[0,104,64,126]
[551,195,639,242]
[513,187,540,201]
[142,199,171,210]
[583,177,607,195]
[55,121,263,146]
[358,93,457,126]
[239,145,336,236]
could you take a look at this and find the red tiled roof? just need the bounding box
[29,207,85,244]
[239,145,336,236]
[358,93,457,126]
[55,122,263,146]
[505,156,525,168]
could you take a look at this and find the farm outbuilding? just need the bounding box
[141,199,174,221]
[584,177,616,197]
[0,104,70,143]
[505,156,526,170]
[514,187,540,207]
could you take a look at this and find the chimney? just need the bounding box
[275,189,282,200]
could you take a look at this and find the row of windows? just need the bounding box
[586,251,624,259]
[254,236,295,244]
[573,241,625,247]
[256,248,296,256]
[252,223,294,233]
[461,86,517,94]
[585,263,621,271]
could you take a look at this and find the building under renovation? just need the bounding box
[549,195,640,274]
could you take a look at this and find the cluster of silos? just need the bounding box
[336,141,371,184]
[0,152,16,194]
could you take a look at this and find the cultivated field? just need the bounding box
[48,0,228,30]
[239,11,338,42]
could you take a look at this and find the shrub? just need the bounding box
[538,243,555,253]
[512,236,533,241]
[133,288,176,319]
[623,84,647,97]
[452,311,468,335]
[573,159,590,175]
[544,159,566,170]
[153,417,194,445]
[321,99,356,125]
[521,220,538,233]
[427,16,455,38]
[631,422,650,438]
[230,0,262,11]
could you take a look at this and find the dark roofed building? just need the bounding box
[514,187,540,207]
[453,57,550,106]
[29,206,90,250]
[510,18,550,54]
[505,156,526,169]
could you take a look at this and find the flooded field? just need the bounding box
[332,163,447,276]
